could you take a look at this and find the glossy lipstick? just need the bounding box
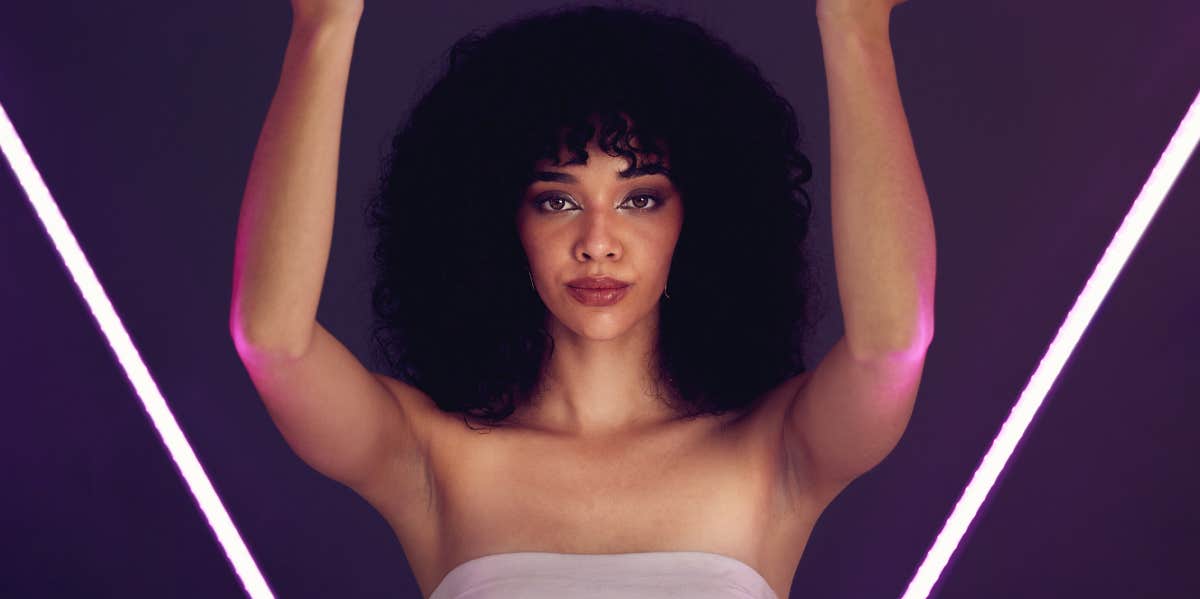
[566,276,631,307]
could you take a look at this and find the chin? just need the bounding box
[557,313,629,341]
[553,302,656,341]
[579,321,631,341]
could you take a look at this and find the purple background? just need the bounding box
[2,1,1198,597]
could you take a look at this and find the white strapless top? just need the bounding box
[427,551,781,599]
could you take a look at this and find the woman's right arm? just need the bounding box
[228,6,435,513]
[230,12,357,351]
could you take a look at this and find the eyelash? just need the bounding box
[535,193,661,213]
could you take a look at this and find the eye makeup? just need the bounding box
[533,191,665,213]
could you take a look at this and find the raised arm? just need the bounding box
[228,3,434,510]
[230,8,359,350]
[786,0,936,501]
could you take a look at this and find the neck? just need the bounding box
[514,311,682,438]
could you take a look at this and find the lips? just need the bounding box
[566,285,630,307]
[566,276,631,289]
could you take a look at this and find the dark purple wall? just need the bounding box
[2,1,1197,597]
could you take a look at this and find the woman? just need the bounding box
[231,1,935,598]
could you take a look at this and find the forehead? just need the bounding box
[530,112,671,170]
[529,161,673,186]
[528,144,673,189]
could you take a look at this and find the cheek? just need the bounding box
[514,215,545,257]
[652,218,683,256]
[519,228,555,261]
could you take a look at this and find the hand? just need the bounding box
[290,0,363,26]
[816,0,908,30]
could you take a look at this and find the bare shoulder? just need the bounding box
[732,370,814,441]
[727,370,820,503]
[372,373,449,438]
[353,373,455,530]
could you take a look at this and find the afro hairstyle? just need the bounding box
[364,2,826,429]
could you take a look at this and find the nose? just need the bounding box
[574,210,622,262]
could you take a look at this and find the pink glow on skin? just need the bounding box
[0,100,276,599]
[902,88,1200,599]
[3,64,1196,599]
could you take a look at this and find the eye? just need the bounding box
[533,192,662,213]
[535,194,578,212]
[621,193,660,210]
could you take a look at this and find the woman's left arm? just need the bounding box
[820,0,935,358]
[784,1,936,499]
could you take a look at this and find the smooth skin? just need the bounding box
[230,0,934,597]
[512,129,685,437]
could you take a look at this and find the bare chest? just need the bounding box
[392,403,822,599]
[440,426,777,553]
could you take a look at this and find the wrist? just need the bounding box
[290,12,361,49]
[816,7,891,44]
[291,8,362,38]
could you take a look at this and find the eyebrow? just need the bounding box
[530,163,673,184]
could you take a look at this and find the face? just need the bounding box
[514,138,683,341]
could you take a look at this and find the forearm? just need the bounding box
[818,12,935,359]
[230,15,360,355]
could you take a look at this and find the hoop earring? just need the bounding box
[663,285,671,300]
[528,269,536,292]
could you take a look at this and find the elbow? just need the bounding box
[850,318,933,363]
[230,318,311,360]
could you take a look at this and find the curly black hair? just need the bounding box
[364,2,825,430]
